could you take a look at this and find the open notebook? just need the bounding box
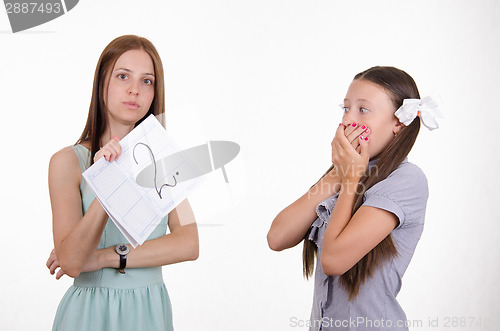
[82,114,204,248]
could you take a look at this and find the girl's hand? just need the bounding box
[93,136,121,163]
[46,248,104,279]
[342,122,371,154]
[331,123,370,182]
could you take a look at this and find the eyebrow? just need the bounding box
[114,67,155,77]
[343,98,373,105]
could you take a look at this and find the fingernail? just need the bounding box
[360,135,364,140]
[352,122,357,128]
[361,125,366,130]
[365,137,369,141]
[365,128,370,134]
[339,123,343,127]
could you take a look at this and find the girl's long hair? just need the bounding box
[302,66,421,300]
[76,35,165,164]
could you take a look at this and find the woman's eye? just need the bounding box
[360,107,369,113]
[143,78,153,85]
[339,104,349,112]
[117,74,127,79]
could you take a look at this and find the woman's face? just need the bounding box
[341,79,403,158]
[103,49,155,126]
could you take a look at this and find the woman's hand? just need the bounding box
[93,136,121,163]
[46,248,104,279]
[46,248,66,280]
[331,123,370,182]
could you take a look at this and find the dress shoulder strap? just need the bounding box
[70,144,91,173]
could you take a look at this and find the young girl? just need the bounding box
[45,35,199,331]
[268,66,439,330]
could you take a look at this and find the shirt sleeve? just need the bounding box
[362,162,429,229]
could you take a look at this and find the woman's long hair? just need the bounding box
[76,35,166,164]
[302,66,421,300]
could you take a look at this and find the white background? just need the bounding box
[1,1,499,330]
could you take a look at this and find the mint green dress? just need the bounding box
[52,144,174,331]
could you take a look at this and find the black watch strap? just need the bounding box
[119,254,126,274]
[115,244,129,274]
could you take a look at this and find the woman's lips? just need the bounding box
[123,101,139,110]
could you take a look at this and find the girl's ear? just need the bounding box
[393,121,405,135]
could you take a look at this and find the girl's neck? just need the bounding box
[100,122,135,147]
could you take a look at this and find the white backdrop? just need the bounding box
[1,1,499,330]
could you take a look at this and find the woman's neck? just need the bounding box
[100,122,135,147]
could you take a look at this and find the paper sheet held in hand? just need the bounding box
[82,115,203,248]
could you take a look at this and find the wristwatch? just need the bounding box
[115,244,130,274]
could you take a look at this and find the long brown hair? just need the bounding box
[76,35,165,164]
[303,66,421,300]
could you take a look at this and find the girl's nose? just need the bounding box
[128,81,140,95]
[342,111,357,127]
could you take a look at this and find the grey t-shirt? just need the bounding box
[308,158,428,330]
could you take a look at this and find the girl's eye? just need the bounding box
[360,107,369,113]
[117,74,127,79]
[143,78,153,85]
[339,104,349,112]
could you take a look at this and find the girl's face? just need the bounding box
[341,79,403,159]
[103,49,155,126]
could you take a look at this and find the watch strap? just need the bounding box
[119,254,126,274]
[115,244,129,274]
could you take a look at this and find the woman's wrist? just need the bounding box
[98,247,120,269]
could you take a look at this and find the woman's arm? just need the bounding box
[267,168,342,251]
[97,199,199,269]
[320,180,398,276]
[48,199,198,278]
[49,147,109,278]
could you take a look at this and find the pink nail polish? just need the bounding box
[352,122,357,128]
[339,123,343,126]
[365,137,369,141]
[361,125,366,130]
[360,135,364,140]
[365,128,370,133]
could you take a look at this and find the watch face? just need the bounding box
[115,244,130,255]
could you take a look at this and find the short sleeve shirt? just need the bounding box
[307,158,428,330]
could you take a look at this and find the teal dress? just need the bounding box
[52,144,174,331]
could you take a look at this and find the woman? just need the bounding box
[46,35,198,331]
[268,66,439,330]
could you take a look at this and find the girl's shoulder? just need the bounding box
[394,160,428,198]
[48,145,84,185]
[50,141,91,166]
[388,159,427,183]
[367,159,428,200]
[364,160,429,228]
[50,145,79,165]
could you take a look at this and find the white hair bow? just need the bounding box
[394,95,444,131]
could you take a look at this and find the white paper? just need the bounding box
[83,115,204,247]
